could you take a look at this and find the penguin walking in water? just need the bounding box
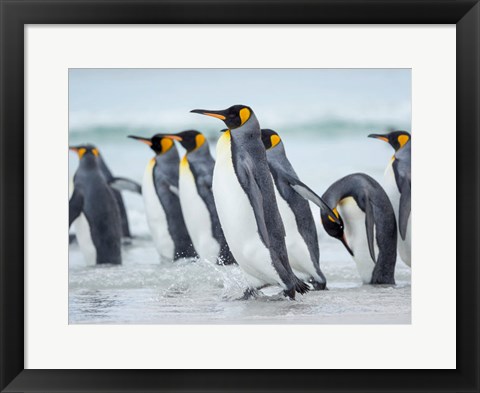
[191,105,309,299]
[292,173,397,285]
[260,129,327,290]
[69,145,122,265]
[369,131,411,267]
[162,130,236,265]
[128,134,197,262]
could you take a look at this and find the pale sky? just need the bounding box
[69,68,411,131]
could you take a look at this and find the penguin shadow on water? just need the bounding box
[69,144,142,266]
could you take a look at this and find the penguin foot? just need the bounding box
[283,287,296,300]
[294,277,310,295]
[237,288,260,300]
[309,278,328,291]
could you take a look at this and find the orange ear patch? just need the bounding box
[270,135,281,148]
[239,107,251,125]
[398,134,409,148]
[161,138,174,153]
[195,134,206,150]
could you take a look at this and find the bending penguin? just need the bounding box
[369,131,411,267]
[128,133,198,262]
[163,130,236,265]
[292,173,397,285]
[69,145,122,265]
[191,105,309,299]
[260,129,327,290]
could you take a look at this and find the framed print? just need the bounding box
[1,1,479,392]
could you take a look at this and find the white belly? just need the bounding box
[179,157,220,262]
[384,161,411,267]
[74,213,96,266]
[337,197,378,284]
[143,159,175,262]
[212,132,283,288]
[274,186,320,281]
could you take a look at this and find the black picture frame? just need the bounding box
[1,1,478,392]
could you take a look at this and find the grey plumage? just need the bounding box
[264,136,327,289]
[322,173,397,285]
[97,154,133,239]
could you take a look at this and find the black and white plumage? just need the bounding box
[165,130,236,265]
[294,173,397,285]
[128,134,197,262]
[191,105,309,299]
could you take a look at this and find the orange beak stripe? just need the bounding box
[164,135,183,141]
[203,112,226,120]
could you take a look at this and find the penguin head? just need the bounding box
[69,144,100,160]
[320,208,354,256]
[190,105,253,130]
[128,134,176,155]
[261,129,282,150]
[164,130,207,153]
[368,131,411,151]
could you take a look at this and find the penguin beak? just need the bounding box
[190,109,226,120]
[220,128,229,133]
[340,235,354,256]
[128,135,152,146]
[69,146,79,152]
[368,133,389,143]
[163,135,183,141]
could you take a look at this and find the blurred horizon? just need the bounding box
[69,68,411,140]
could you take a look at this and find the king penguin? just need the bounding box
[69,145,122,265]
[260,129,327,290]
[292,173,397,285]
[163,130,236,265]
[128,133,198,262]
[369,131,411,267]
[191,105,309,299]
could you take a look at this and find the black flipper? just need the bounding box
[237,155,271,248]
[290,179,340,224]
[364,198,376,264]
[69,189,84,227]
[109,177,142,194]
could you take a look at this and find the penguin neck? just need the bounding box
[155,144,179,164]
[97,155,113,180]
[230,113,261,141]
[186,142,212,163]
[79,155,99,170]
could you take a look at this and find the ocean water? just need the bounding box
[69,126,411,324]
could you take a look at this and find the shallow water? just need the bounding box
[69,133,411,324]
